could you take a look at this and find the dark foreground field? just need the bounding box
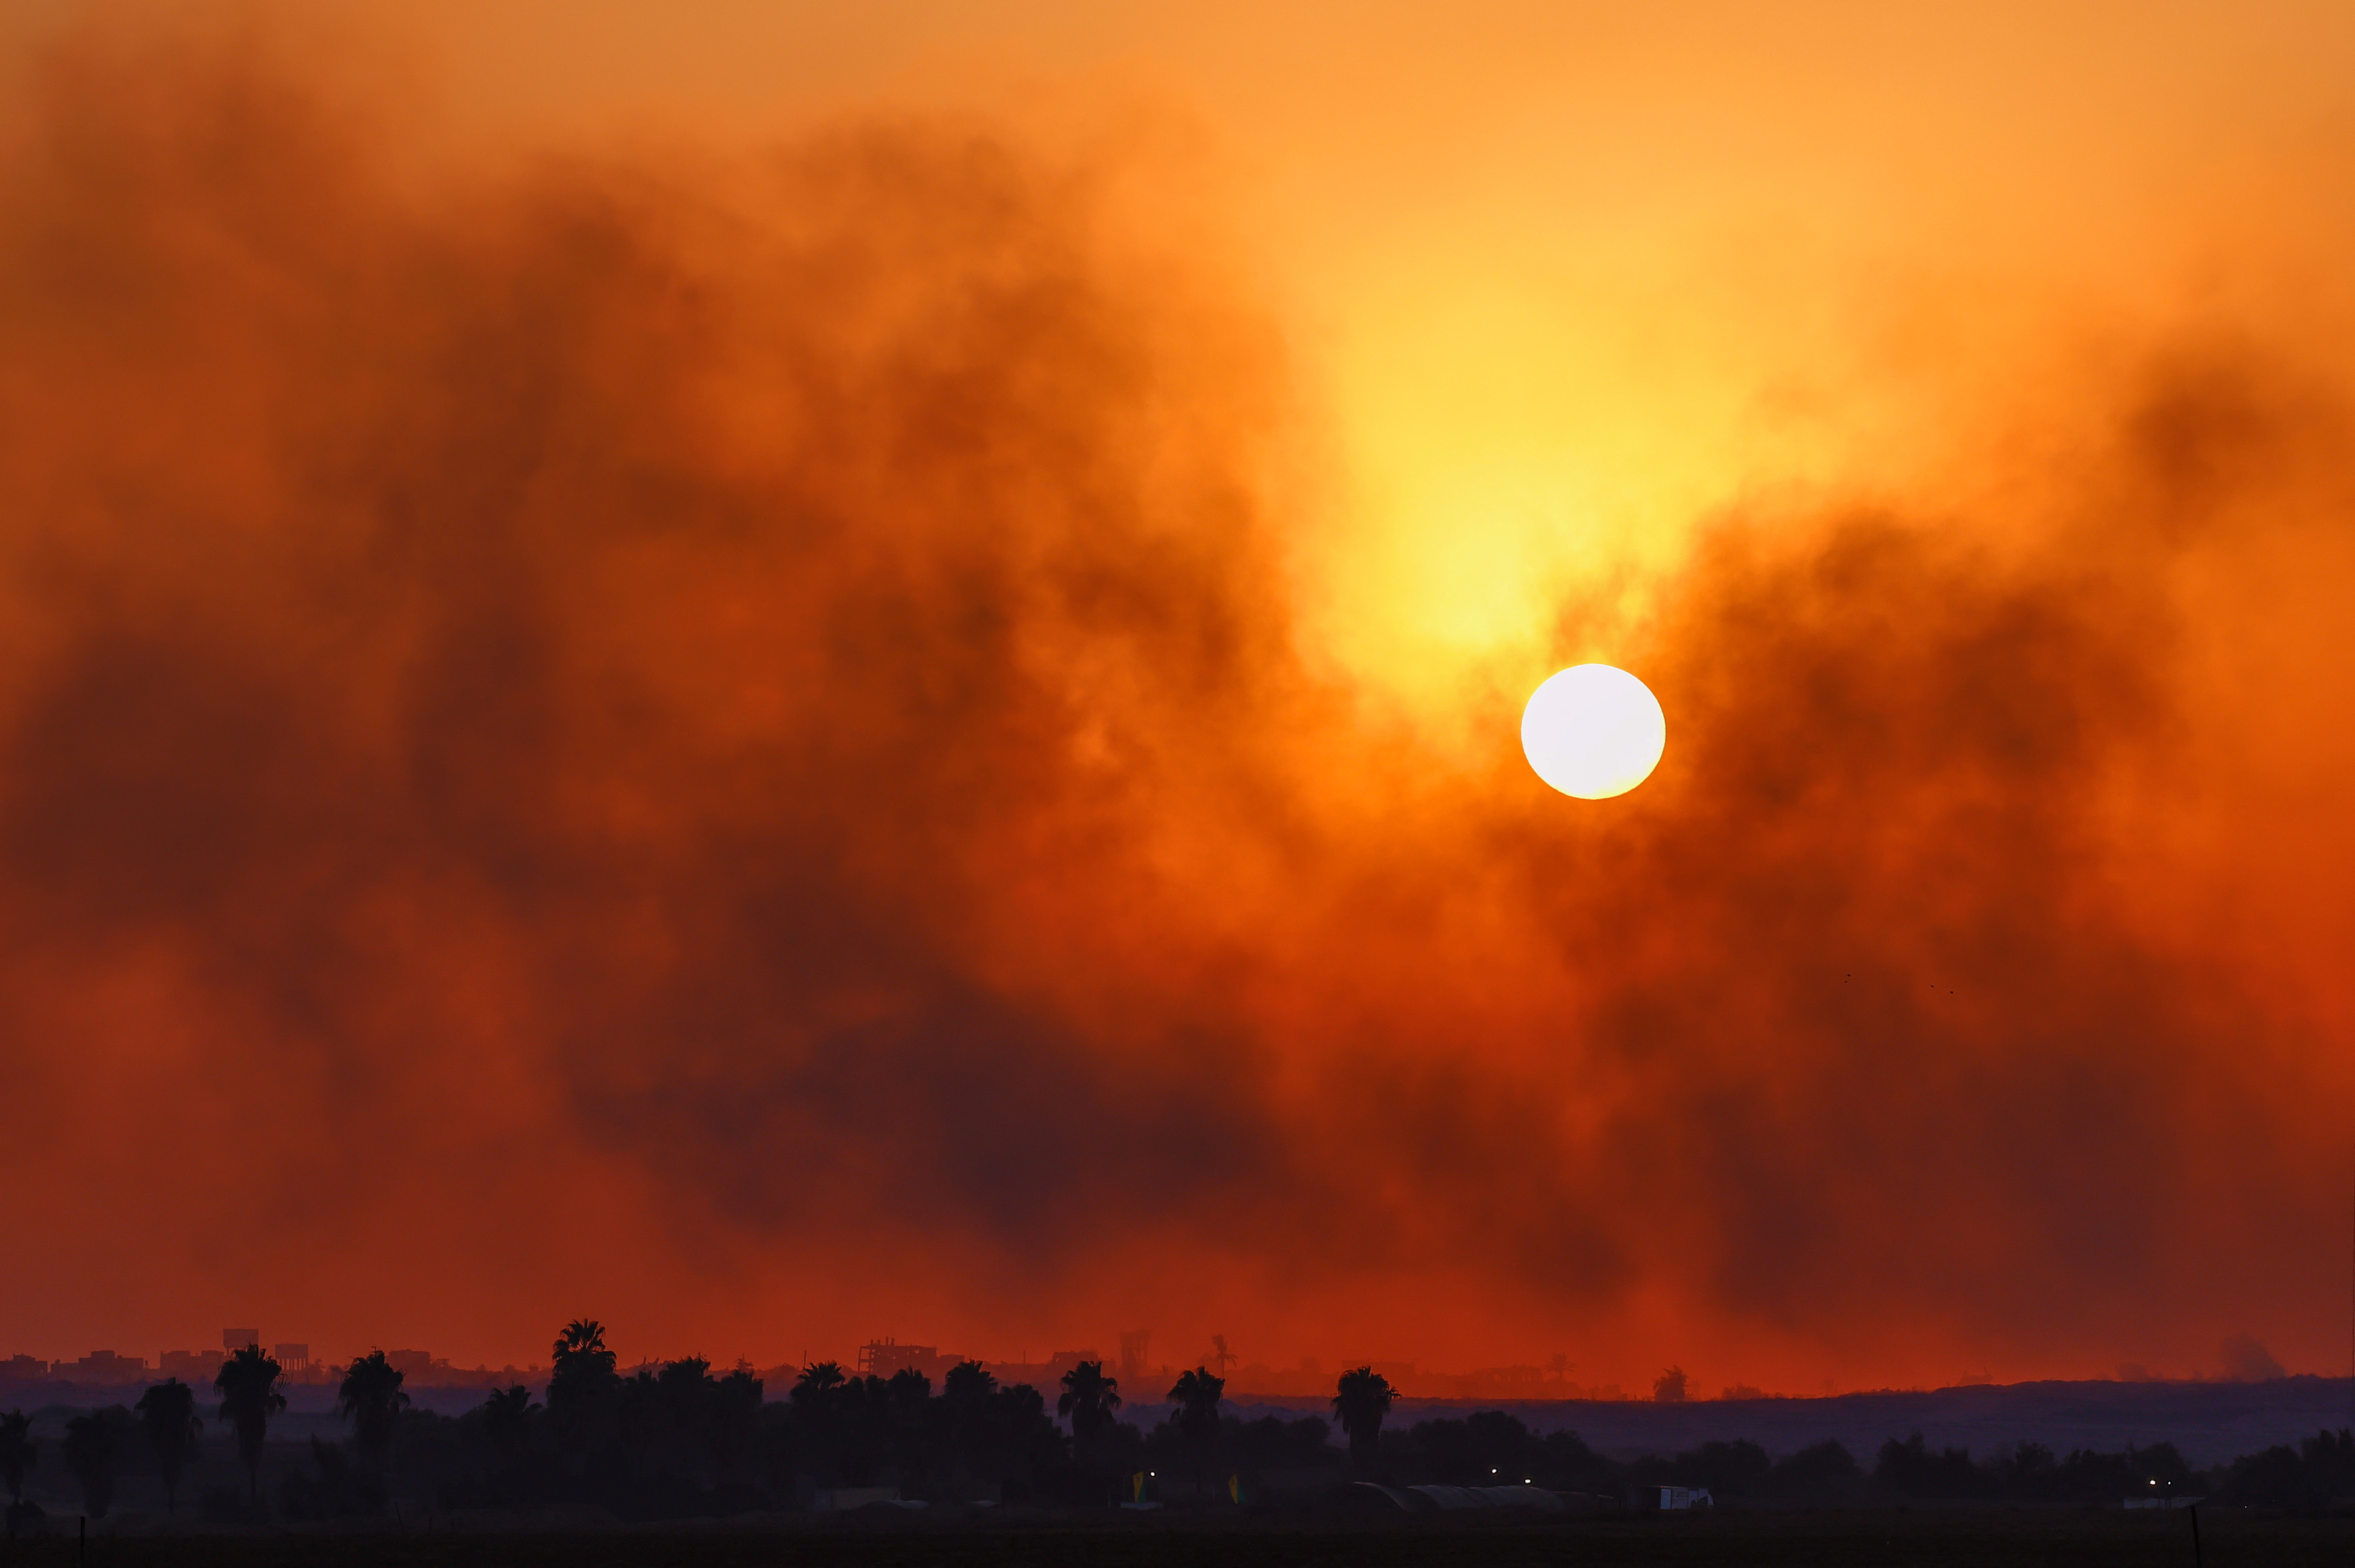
[12,1510,2353,1568]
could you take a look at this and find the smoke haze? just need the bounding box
[0,7,2349,1392]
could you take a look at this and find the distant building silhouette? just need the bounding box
[857,1338,937,1379]
[160,1350,225,1380]
[69,1351,148,1382]
[222,1328,260,1352]
[0,1355,44,1379]
[273,1343,312,1372]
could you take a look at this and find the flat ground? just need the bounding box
[13,1510,2352,1568]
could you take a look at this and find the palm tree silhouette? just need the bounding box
[337,1351,411,1470]
[61,1412,117,1521]
[0,1409,35,1509]
[134,1380,202,1511]
[1057,1360,1121,1439]
[215,1344,286,1503]
[552,1320,613,1375]
[1168,1366,1225,1499]
[943,1360,997,1407]
[940,1360,998,1490]
[1059,1361,1123,1505]
[480,1385,536,1461]
[546,1320,619,1450]
[1331,1366,1395,1473]
[790,1361,846,1407]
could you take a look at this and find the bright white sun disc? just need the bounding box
[1520,664,1666,799]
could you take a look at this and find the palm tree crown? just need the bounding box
[1057,1359,1121,1440]
[1169,1367,1224,1437]
[942,1359,997,1407]
[790,1361,847,1409]
[551,1320,615,1378]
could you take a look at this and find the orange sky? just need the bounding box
[0,2,2351,1393]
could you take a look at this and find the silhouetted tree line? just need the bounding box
[1346,1411,2355,1510]
[1869,1425,2355,1510]
[0,1337,2347,1527]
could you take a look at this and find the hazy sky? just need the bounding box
[0,1,2350,1392]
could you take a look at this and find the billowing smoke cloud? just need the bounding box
[0,21,2345,1385]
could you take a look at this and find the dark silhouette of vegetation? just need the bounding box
[1057,1359,1125,1503]
[60,1409,118,1520]
[281,1435,384,1520]
[133,1378,201,1510]
[933,1359,1067,1500]
[546,1319,619,1452]
[1167,1367,1224,1498]
[1670,1438,1772,1496]
[1871,1430,2208,1505]
[0,1409,33,1506]
[2218,1427,2355,1510]
[1388,1410,1573,1487]
[711,1364,765,1477]
[1764,1438,1862,1500]
[1143,1412,1327,1501]
[337,1350,412,1471]
[1652,1365,1690,1403]
[480,1384,536,1460]
[941,1357,997,1489]
[213,1343,286,1503]
[1330,1366,1394,1472]
[943,1360,996,1404]
[1057,1360,1121,1439]
[1873,1431,1984,1499]
[791,1362,847,1404]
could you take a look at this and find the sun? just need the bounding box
[1520,664,1667,799]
